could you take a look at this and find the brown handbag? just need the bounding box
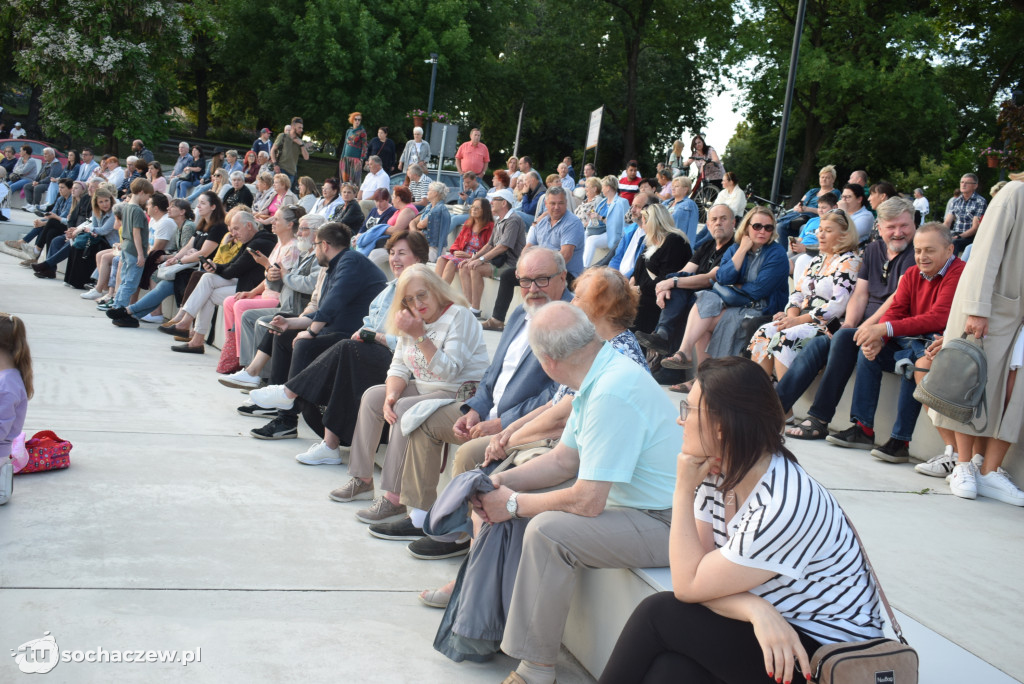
[810,514,919,683]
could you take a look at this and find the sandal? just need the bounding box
[669,380,695,393]
[481,318,504,332]
[418,588,452,609]
[660,351,692,370]
[786,416,828,440]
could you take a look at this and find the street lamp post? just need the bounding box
[425,53,439,117]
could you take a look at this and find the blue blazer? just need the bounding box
[463,289,574,425]
[309,249,387,335]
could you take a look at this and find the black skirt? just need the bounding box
[63,236,109,289]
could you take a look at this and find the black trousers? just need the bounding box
[285,338,392,445]
[269,330,348,414]
[35,219,66,252]
[598,592,821,684]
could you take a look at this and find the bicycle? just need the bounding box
[686,155,721,224]
[744,185,790,221]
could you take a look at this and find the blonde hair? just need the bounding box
[818,208,860,253]
[640,203,684,247]
[386,264,467,335]
[819,165,837,183]
[672,175,692,193]
[0,313,33,399]
[735,206,776,243]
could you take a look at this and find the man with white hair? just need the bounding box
[557,162,575,191]
[23,148,61,211]
[399,127,431,172]
[166,142,192,196]
[357,155,390,200]
[406,163,430,203]
[472,300,679,684]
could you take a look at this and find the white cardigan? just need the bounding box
[387,304,490,394]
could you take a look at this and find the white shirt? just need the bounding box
[10,127,25,139]
[149,216,177,246]
[107,167,125,189]
[359,168,391,199]
[487,317,532,420]
[913,196,929,219]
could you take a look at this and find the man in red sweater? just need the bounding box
[827,222,964,462]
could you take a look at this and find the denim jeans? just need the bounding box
[849,337,924,442]
[773,328,858,418]
[186,182,213,203]
[127,279,174,318]
[9,178,33,196]
[651,272,697,340]
[176,179,200,198]
[44,235,70,267]
[112,253,145,308]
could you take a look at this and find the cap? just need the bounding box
[260,128,271,134]
[14,122,21,126]
[489,189,514,205]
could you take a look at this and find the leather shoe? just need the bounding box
[33,266,57,279]
[157,324,186,336]
[173,335,191,342]
[171,344,204,354]
[481,318,504,332]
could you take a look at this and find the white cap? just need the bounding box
[489,188,514,205]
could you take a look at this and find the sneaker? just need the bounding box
[96,300,114,311]
[366,513,422,537]
[112,316,140,328]
[105,306,131,320]
[976,469,1024,506]
[949,462,978,500]
[295,440,344,466]
[3,239,24,250]
[357,497,408,525]
[945,454,985,483]
[635,330,673,356]
[140,313,164,324]
[328,477,374,503]
[249,415,298,440]
[219,369,261,390]
[237,404,279,419]
[915,451,957,478]
[870,438,910,464]
[825,424,875,450]
[407,537,471,560]
[249,384,295,410]
[23,204,35,213]
[80,288,105,300]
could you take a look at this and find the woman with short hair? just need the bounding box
[223,171,254,210]
[713,171,746,220]
[398,126,431,171]
[296,175,320,212]
[665,176,699,246]
[254,173,298,226]
[412,180,452,261]
[328,181,364,233]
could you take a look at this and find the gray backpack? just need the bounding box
[913,333,987,430]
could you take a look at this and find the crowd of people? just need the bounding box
[3,118,1024,682]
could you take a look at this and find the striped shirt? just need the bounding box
[695,454,884,644]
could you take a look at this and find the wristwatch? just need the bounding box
[414,335,426,344]
[672,276,678,288]
[479,255,487,262]
[506,491,520,519]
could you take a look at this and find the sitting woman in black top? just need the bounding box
[599,356,884,684]
[630,202,692,333]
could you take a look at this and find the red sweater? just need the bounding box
[882,257,964,338]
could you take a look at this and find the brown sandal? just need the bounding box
[669,380,695,393]
[660,351,692,370]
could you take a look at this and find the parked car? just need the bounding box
[0,138,68,166]
[389,169,489,205]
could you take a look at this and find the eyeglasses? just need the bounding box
[749,223,774,233]
[517,274,559,288]
[313,240,325,247]
[679,400,703,421]
[401,291,431,307]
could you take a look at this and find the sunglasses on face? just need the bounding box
[749,223,774,233]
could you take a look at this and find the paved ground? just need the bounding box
[1,209,1022,683]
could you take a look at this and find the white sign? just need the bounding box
[586,107,603,150]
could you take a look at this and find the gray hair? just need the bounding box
[961,173,979,184]
[601,175,619,192]
[257,150,270,161]
[178,141,190,150]
[232,210,259,232]
[368,155,382,166]
[413,126,423,135]
[300,213,326,230]
[112,203,126,220]
[229,171,245,182]
[226,149,239,160]
[913,187,924,196]
[428,180,447,196]
[528,302,599,362]
[916,221,953,246]
[876,196,915,223]
[520,245,566,274]
[408,163,423,177]
[546,185,567,199]
[42,147,55,157]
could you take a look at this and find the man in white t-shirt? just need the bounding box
[357,156,390,200]
[10,122,26,139]
[147,193,178,254]
[913,187,929,221]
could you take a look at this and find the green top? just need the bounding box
[120,203,149,257]
[272,133,303,174]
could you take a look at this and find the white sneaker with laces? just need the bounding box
[915,448,957,478]
[295,440,345,466]
[248,384,294,410]
[976,469,1024,506]
[139,313,164,323]
[80,288,105,300]
[949,462,978,500]
[947,454,985,482]
[219,369,261,390]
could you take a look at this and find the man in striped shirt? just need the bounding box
[618,160,641,203]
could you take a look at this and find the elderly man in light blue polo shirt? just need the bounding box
[473,301,679,684]
[526,186,586,278]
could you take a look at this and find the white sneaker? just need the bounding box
[949,462,978,500]
[946,454,985,482]
[80,288,105,300]
[295,440,345,465]
[23,204,35,213]
[976,469,1024,506]
[140,313,165,324]
[218,369,261,390]
[915,449,957,478]
[248,384,294,410]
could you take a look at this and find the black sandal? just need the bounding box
[786,416,828,440]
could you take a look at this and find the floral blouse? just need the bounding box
[789,250,860,328]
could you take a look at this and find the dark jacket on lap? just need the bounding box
[213,231,277,292]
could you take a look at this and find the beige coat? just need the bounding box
[933,179,1024,441]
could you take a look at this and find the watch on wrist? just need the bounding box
[672,276,679,288]
[414,335,426,344]
[506,491,520,519]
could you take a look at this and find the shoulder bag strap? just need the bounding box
[843,511,909,645]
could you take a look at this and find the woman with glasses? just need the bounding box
[747,208,861,381]
[661,208,789,389]
[599,356,883,684]
[340,112,368,185]
[330,264,489,527]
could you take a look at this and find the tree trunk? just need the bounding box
[104,125,117,155]
[620,3,651,167]
[195,65,209,138]
[25,85,42,139]
[789,116,828,200]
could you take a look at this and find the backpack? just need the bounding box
[913,333,987,430]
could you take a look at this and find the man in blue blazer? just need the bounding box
[369,247,573,557]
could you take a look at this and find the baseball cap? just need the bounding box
[489,189,514,205]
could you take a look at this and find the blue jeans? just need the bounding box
[127,279,174,318]
[651,272,698,339]
[44,235,70,267]
[774,328,858,417]
[22,226,42,243]
[186,182,213,202]
[776,211,814,243]
[849,337,926,442]
[9,178,33,196]
[112,254,145,308]
[176,179,200,198]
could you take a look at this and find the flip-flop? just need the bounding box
[786,416,828,440]
[660,352,692,370]
[669,380,695,393]
[418,588,451,609]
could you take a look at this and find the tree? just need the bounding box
[10,0,194,151]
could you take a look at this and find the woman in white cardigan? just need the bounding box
[331,264,490,525]
[713,172,747,224]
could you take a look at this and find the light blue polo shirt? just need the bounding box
[562,343,680,510]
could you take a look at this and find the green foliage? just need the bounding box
[10,0,193,148]
[997,99,1024,171]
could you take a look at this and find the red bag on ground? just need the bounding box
[16,431,72,474]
